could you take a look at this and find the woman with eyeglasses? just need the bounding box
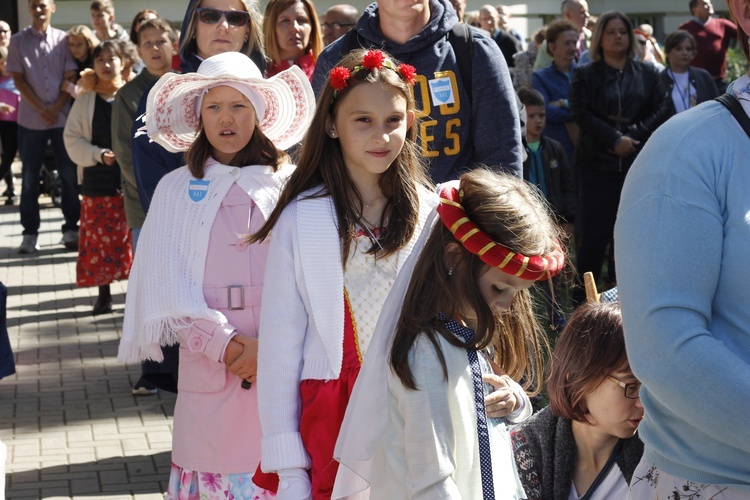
[263,0,323,81]
[511,302,644,500]
[659,30,718,117]
[179,0,266,74]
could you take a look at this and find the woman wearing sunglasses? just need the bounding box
[262,0,323,81]
[511,302,645,500]
[179,0,266,74]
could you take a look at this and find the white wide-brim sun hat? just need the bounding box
[145,51,315,152]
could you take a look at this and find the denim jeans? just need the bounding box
[18,126,80,235]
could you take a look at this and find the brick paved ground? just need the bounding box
[0,175,176,499]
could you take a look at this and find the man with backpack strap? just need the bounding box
[311,0,522,183]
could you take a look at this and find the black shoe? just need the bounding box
[92,295,113,316]
[4,195,14,205]
[60,230,79,251]
[2,188,13,197]
[132,377,158,395]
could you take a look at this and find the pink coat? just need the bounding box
[171,183,270,474]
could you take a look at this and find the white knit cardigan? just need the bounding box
[117,160,293,363]
[63,90,111,185]
[257,186,437,473]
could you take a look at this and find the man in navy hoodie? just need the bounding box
[311,0,522,183]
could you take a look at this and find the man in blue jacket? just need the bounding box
[312,0,522,183]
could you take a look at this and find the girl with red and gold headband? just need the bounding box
[334,168,565,499]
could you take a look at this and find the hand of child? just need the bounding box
[0,103,15,114]
[226,334,258,385]
[102,149,116,166]
[276,468,312,500]
[483,373,518,418]
[61,80,77,98]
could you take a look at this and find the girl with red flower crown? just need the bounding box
[248,49,434,499]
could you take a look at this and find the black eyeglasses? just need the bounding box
[606,375,641,399]
[196,7,250,28]
[321,22,354,31]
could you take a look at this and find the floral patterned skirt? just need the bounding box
[629,457,750,499]
[76,194,132,287]
[167,463,275,499]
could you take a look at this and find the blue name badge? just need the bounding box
[428,77,456,106]
[188,179,210,202]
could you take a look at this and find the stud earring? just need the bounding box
[448,267,454,276]
[329,130,337,138]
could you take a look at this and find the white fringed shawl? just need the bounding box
[117,159,293,363]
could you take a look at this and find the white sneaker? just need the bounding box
[16,235,39,254]
[60,229,78,250]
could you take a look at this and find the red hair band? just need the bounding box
[437,185,565,281]
[329,49,417,99]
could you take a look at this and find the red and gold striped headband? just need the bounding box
[437,185,565,281]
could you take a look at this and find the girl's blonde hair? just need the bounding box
[391,169,562,395]
[249,48,430,262]
[263,0,323,64]
[180,0,265,62]
[67,25,101,61]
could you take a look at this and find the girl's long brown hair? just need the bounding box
[185,115,287,177]
[390,169,562,395]
[249,49,431,262]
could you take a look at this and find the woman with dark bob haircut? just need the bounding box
[659,29,718,117]
[511,302,644,500]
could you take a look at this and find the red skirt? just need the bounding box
[76,194,133,287]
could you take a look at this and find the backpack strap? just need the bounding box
[716,93,750,139]
[447,23,474,102]
[342,27,365,54]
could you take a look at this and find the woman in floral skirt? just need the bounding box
[64,40,132,315]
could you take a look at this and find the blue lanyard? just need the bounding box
[669,69,693,111]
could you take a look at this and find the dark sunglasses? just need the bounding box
[196,7,250,28]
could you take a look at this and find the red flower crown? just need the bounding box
[437,185,565,282]
[329,50,417,98]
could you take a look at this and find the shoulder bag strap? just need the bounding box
[579,439,624,500]
[716,93,750,139]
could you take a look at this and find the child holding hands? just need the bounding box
[118,51,314,498]
[335,169,566,499]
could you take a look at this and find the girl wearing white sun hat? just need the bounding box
[118,51,314,499]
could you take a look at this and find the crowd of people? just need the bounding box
[1,0,749,498]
